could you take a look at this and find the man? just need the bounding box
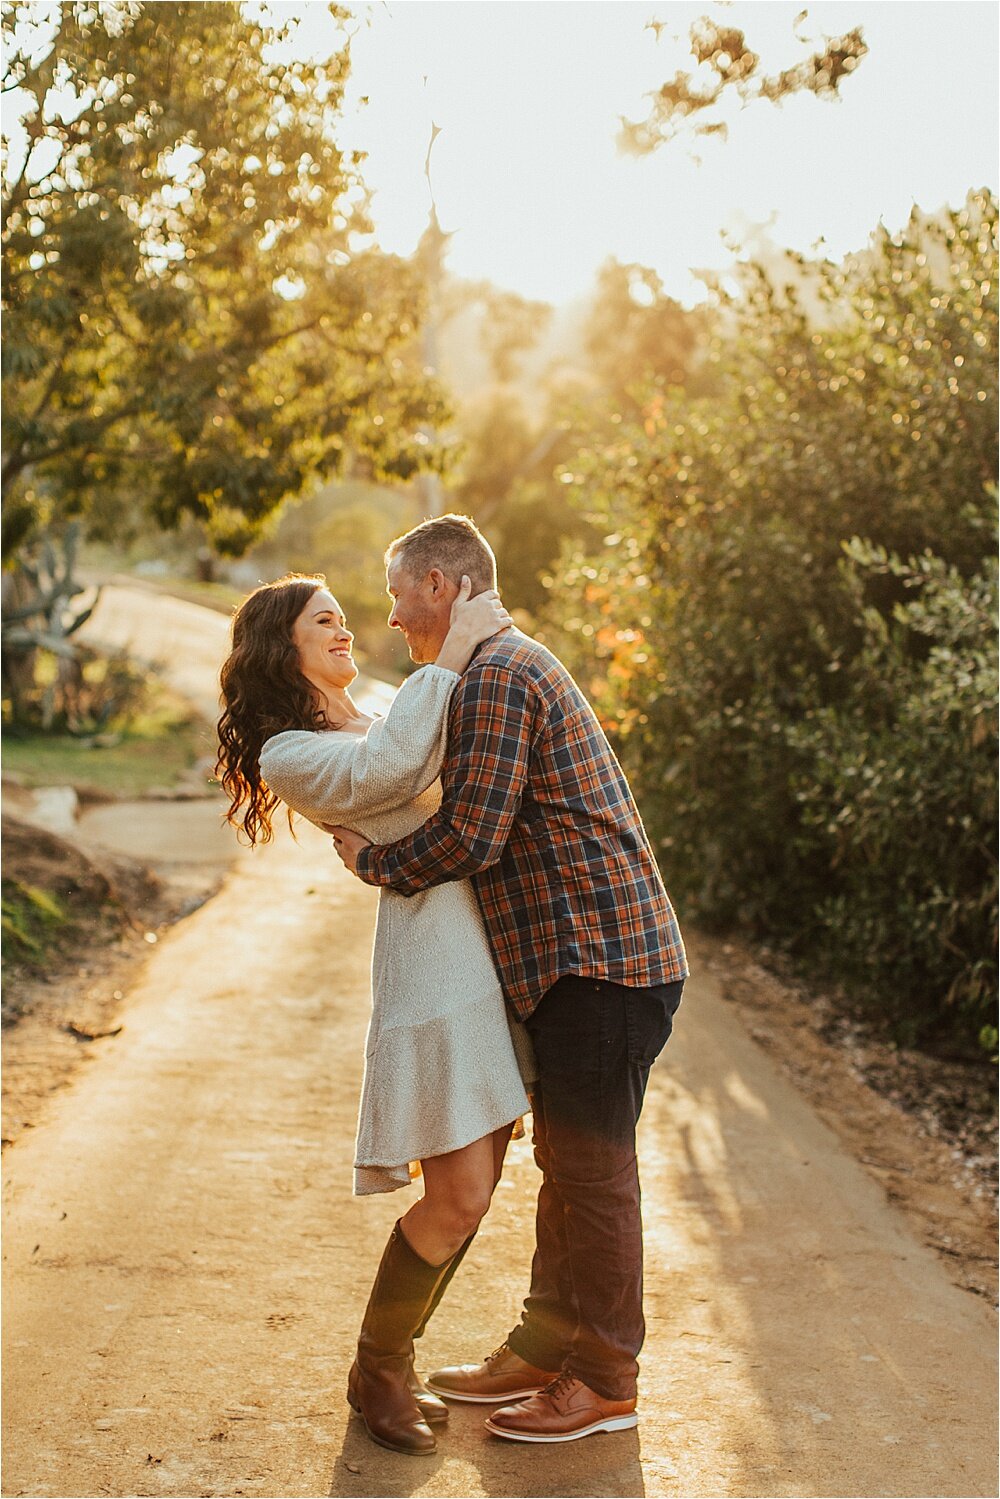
[331,513,688,1444]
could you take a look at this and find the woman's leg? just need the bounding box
[402,1121,514,1266]
[406,1122,514,1416]
[414,1118,514,1340]
[413,1119,514,1343]
[349,1124,517,1453]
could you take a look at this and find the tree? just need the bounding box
[583,258,710,411]
[452,389,537,524]
[477,285,553,384]
[449,389,593,617]
[1,1,447,556]
[432,276,553,388]
[434,263,712,616]
[0,522,94,723]
[544,192,998,1048]
[621,13,867,154]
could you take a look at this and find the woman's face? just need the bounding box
[291,589,358,696]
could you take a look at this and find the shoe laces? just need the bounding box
[484,1342,512,1367]
[540,1369,578,1400]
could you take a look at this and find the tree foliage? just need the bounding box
[476,284,553,384]
[441,259,713,617]
[622,13,867,154]
[544,191,998,1049]
[1,0,446,555]
[583,258,711,410]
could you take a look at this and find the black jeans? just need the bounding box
[505,973,683,1402]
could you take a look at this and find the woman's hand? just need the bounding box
[435,576,513,673]
[327,824,370,877]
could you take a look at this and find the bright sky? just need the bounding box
[284,0,998,306]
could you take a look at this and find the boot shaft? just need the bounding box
[357,1221,451,1359]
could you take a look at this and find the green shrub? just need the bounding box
[788,539,997,1044]
[2,645,153,736]
[1,881,67,962]
[544,191,998,1050]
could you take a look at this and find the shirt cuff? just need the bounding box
[355,843,383,886]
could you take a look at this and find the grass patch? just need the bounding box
[0,820,129,1006]
[2,688,210,797]
[2,880,69,962]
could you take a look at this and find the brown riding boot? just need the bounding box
[409,1230,477,1424]
[347,1221,452,1455]
[407,1359,449,1425]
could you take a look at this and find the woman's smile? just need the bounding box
[290,588,359,699]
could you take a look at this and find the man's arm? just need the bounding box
[354,663,543,895]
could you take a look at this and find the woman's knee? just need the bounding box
[424,1185,491,1239]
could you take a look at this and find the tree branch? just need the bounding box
[1,395,147,495]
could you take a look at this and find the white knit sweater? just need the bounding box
[259,666,532,1194]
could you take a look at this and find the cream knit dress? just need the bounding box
[258,665,533,1196]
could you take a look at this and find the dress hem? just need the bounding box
[353,1102,530,1196]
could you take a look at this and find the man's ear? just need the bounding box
[427,567,451,599]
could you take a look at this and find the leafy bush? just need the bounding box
[2,645,153,737]
[543,192,997,1050]
[789,538,997,1046]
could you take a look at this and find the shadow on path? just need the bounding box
[329,1406,645,1498]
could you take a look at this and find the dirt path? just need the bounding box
[77,582,235,725]
[3,587,996,1498]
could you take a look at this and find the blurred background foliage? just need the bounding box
[541,191,998,1054]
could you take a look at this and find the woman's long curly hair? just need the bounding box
[217,573,329,846]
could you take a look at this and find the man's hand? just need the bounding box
[325,823,371,877]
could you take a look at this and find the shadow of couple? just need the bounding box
[328,1398,647,1498]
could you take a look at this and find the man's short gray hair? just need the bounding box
[385,513,497,595]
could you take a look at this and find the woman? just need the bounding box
[216,572,532,1458]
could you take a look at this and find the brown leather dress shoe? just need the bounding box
[485,1371,638,1443]
[426,1342,561,1404]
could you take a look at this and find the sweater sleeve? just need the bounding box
[258,666,459,827]
[355,661,544,894]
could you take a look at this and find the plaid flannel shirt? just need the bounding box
[356,630,688,1018]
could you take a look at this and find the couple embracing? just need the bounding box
[216,514,688,1455]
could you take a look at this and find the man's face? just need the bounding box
[386,557,453,664]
